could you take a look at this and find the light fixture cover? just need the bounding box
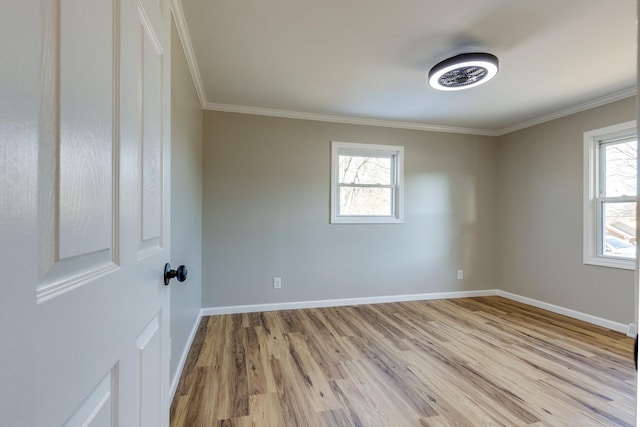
[428,52,499,91]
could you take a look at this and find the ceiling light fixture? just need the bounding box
[428,52,499,91]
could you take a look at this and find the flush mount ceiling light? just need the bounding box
[428,52,499,91]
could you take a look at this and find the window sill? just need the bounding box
[583,255,635,270]
[331,216,403,224]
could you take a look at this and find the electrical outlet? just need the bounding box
[273,277,282,289]
[457,269,464,280]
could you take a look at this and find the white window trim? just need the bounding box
[331,141,404,224]
[583,120,636,270]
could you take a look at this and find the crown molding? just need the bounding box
[494,87,637,136]
[203,87,636,137]
[170,0,207,108]
[203,102,499,136]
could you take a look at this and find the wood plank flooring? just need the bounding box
[170,296,636,426]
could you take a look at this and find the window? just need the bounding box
[583,121,637,269]
[331,141,404,224]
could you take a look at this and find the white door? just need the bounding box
[0,0,172,425]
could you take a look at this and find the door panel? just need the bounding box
[62,369,117,427]
[137,315,163,427]
[37,0,119,304]
[140,4,165,248]
[59,0,115,259]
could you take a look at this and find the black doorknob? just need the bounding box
[164,263,188,286]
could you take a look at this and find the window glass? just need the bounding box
[603,140,637,197]
[602,201,636,259]
[339,187,392,216]
[338,155,392,185]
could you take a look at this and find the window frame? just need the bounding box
[330,141,404,224]
[583,120,637,270]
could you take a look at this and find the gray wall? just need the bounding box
[497,97,636,325]
[202,112,499,307]
[170,20,202,381]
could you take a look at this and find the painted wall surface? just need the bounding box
[202,112,499,307]
[170,21,203,380]
[497,97,636,325]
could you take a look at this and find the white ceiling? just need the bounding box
[175,0,637,135]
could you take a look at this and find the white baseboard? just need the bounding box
[627,323,637,337]
[200,289,632,337]
[169,311,203,402]
[200,289,499,316]
[496,290,629,336]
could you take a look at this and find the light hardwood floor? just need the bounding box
[170,296,635,426]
